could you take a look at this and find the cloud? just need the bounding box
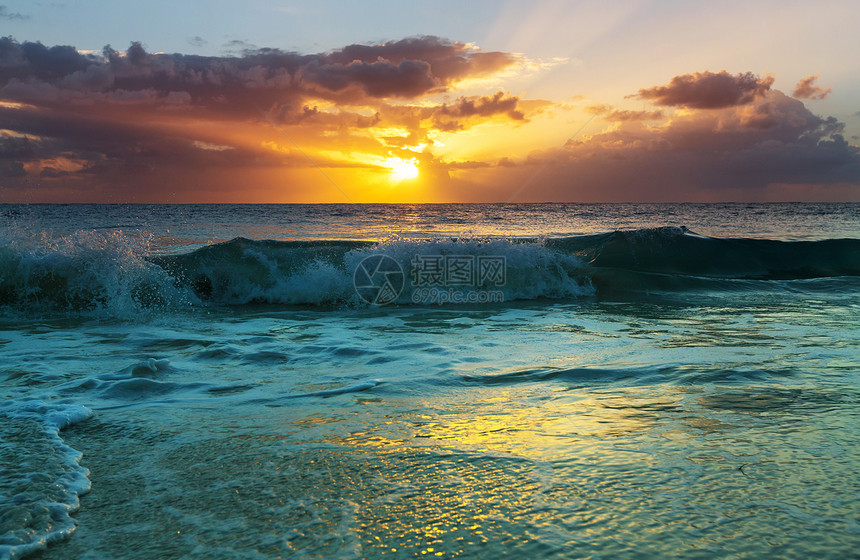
[0,36,520,111]
[1,39,856,202]
[0,100,275,183]
[440,91,524,120]
[630,71,774,109]
[274,104,320,125]
[300,37,519,100]
[302,58,437,98]
[0,133,34,159]
[1,160,26,176]
[0,133,33,177]
[0,36,529,195]
[192,140,234,151]
[431,91,524,131]
[587,104,664,121]
[0,5,28,20]
[188,36,208,48]
[493,88,859,202]
[793,74,831,100]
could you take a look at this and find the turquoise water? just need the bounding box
[1,203,859,559]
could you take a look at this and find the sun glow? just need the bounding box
[384,157,419,181]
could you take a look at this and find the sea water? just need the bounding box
[1,203,859,559]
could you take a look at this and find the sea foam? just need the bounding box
[0,400,92,560]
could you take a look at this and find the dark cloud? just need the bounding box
[440,91,524,120]
[188,36,207,48]
[1,160,26,176]
[274,104,320,125]
[0,5,29,20]
[431,91,524,131]
[0,133,34,159]
[0,36,519,112]
[352,92,527,143]
[0,133,35,177]
[499,90,860,201]
[222,39,257,54]
[631,71,774,109]
[793,74,831,100]
[0,102,282,182]
[39,166,73,178]
[0,38,97,82]
[3,36,853,202]
[325,37,516,84]
[302,58,436,98]
[0,35,525,192]
[300,37,517,100]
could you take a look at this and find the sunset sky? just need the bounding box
[2,0,859,203]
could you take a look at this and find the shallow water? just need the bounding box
[1,203,859,559]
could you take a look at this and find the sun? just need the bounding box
[384,157,419,181]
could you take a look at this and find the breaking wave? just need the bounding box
[1,226,858,316]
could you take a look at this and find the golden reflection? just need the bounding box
[325,389,675,460]
[268,385,799,557]
[292,414,346,427]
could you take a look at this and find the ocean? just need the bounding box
[1,203,859,559]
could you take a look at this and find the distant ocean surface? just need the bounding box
[1,203,859,559]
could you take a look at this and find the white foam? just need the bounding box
[0,399,92,560]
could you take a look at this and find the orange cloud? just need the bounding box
[793,74,832,100]
[587,104,664,121]
[0,36,533,200]
[1,37,857,203]
[466,89,857,202]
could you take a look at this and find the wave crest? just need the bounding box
[0,228,193,316]
[1,227,858,316]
